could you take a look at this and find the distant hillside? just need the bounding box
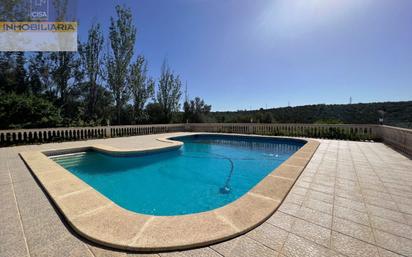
[209,101,412,128]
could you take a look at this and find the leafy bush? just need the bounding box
[0,93,62,129]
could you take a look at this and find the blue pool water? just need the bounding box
[52,135,304,216]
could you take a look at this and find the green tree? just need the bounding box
[262,112,273,123]
[146,102,164,124]
[156,61,182,123]
[0,93,62,129]
[28,52,49,95]
[106,5,136,124]
[0,52,30,95]
[128,55,155,124]
[183,97,211,123]
[28,55,42,95]
[49,0,82,124]
[80,22,104,122]
[15,52,28,94]
[38,53,55,98]
[0,52,15,93]
[93,87,114,125]
[50,51,81,115]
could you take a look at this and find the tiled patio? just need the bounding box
[1,133,411,257]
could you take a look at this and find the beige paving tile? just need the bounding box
[363,195,399,211]
[334,196,366,213]
[370,215,412,239]
[294,180,311,188]
[281,234,338,257]
[283,193,305,206]
[0,171,11,185]
[373,229,412,257]
[12,179,56,221]
[0,183,18,221]
[391,195,412,207]
[211,236,279,257]
[303,198,333,215]
[335,178,357,187]
[288,186,307,196]
[335,184,360,194]
[397,202,412,215]
[404,213,412,226]
[378,248,404,257]
[310,183,334,194]
[362,189,393,201]
[21,210,71,252]
[331,231,379,257]
[30,235,93,257]
[291,218,331,247]
[312,178,335,188]
[0,212,29,257]
[278,203,300,216]
[9,166,34,183]
[366,204,407,225]
[247,222,289,252]
[334,188,363,202]
[14,185,57,224]
[333,206,370,226]
[0,245,29,257]
[266,211,297,232]
[359,181,383,190]
[332,217,374,244]
[295,207,332,228]
[336,172,357,181]
[387,184,412,195]
[305,189,334,204]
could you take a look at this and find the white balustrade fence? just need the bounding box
[188,123,379,140]
[0,124,185,146]
[0,123,410,157]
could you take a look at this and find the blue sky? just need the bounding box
[76,0,412,111]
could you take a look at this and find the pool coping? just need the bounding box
[19,133,319,252]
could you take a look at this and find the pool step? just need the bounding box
[51,153,87,168]
[55,158,84,165]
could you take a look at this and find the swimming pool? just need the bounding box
[51,134,305,216]
[21,134,318,250]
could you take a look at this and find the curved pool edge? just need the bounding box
[18,134,319,252]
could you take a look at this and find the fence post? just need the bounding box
[105,126,112,138]
[248,124,253,134]
[185,123,191,132]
